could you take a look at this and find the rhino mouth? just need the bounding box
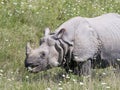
[27,65,40,73]
[27,64,51,73]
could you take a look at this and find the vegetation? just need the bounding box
[0,0,120,90]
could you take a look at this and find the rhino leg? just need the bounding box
[73,59,91,76]
[78,59,92,76]
[91,53,110,69]
[63,58,77,74]
[64,59,92,76]
[111,60,120,72]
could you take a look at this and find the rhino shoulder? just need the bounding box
[73,22,99,62]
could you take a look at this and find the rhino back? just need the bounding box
[86,13,120,60]
[54,13,120,62]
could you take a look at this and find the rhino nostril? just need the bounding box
[25,62,40,68]
[25,62,33,67]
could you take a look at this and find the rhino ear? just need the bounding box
[26,42,32,55]
[56,28,65,39]
[44,28,50,36]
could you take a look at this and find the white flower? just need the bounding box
[11,72,13,74]
[11,78,14,80]
[8,44,11,47]
[25,76,29,79]
[80,82,84,85]
[21,2,24,5]
[13,2,17,5]
[46,87,51,90]
[1,1,4,4]
[46,7,48,9]
[36,12,39,14]
[59,81,62,83]
[102,72,106,75]
[0,73,3,76]
[16,10,20,13]
[68,5,71,8]
[73,8,76,11]
[9,14,12,17]
[106,86,110,89]
[72,79,76,82]
[117,59,120,61]
[66,76,70,79]
[21,11,24,13]
[28,4,32,8]
[28,0,32,2]
[58,87,63,90]
[67,14,69,16]
[66,74,70,79]
[42,6,45,9]
[0,69,3,73]
[63,11,66,14]
[96,73,98,75]
[28,67,33,71]
[62,74,65,78]
[67,82,70,84]
[58,83,61,86]
[5,39,8,42]
[68,69,72,72]
[101,8,104,10]
[77,0,81,3]
[101,82,107,85]
[8,79,11,81]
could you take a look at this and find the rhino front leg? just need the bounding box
[78,59,92,76]
[112,60,120,72]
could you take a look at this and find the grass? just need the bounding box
[0,0,120,90]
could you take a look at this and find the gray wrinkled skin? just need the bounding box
[25,13,120,75]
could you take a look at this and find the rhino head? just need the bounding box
[25,28,66,73]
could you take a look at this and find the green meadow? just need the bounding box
[0,0,120,90]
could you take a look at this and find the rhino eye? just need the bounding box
[40,52,46,58]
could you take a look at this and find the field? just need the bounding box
[0,0,120,90]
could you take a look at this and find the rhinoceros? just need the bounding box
[25,13,120,75]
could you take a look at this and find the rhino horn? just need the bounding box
[26,42,32,55]
[44,28,50,36]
